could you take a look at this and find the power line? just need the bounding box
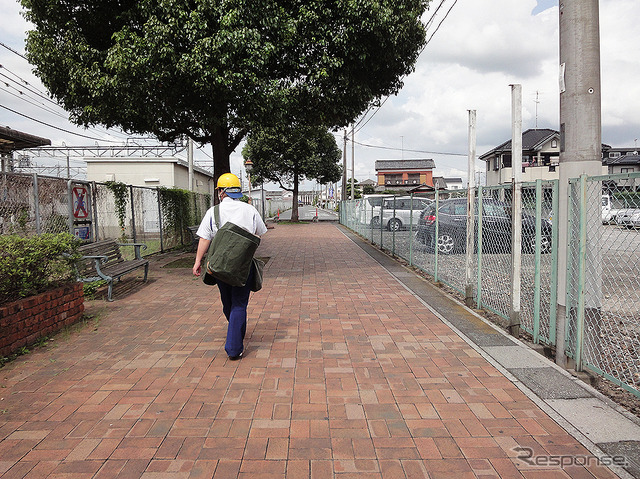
[0,67,59,106]
[351,139,466,157]
[0,41,26,60]
[0,103,122,142]
[352,0,458,136]
[0,84,68,119]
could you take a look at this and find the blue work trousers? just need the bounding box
[216,265,255,357]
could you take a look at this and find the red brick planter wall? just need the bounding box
[0,283,84,357]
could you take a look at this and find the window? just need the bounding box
[609,152,621,158]
[551,139,558,148]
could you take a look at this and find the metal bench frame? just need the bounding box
[78,239,149,301]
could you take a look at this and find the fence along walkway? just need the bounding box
[0,223,625,478]
[341,174,640,399]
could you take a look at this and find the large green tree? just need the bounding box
[242,126,341,221]
[21,0,428,183]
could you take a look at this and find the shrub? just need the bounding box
[0,233,81,305]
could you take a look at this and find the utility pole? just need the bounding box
[465,110,477,307]
[342,129,347,201]
[351,127,355,200]
[510,84,523,338]
[556,0,602,367]
[188,137,194,191]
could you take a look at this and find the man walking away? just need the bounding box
[192,173,267,360]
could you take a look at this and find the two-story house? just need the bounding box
[480,128,609,187]
[375,158,435,192]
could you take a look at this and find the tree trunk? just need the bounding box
[211,125,231,204]
[292,168,300,222]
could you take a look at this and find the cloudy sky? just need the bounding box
[1,0,638,185]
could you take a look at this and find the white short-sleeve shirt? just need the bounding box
[196,197,267,241]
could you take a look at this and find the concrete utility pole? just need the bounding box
[342,129,347,201]
[556,0,603,367]
[510,84,523,338]
[465,110,477,307]
[188,137,194,191]
[351,127,355,201]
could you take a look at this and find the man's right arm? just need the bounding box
[193,237,211,276]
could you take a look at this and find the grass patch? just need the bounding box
[163,257,194,268]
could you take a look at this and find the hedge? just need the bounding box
[0,233,81,305]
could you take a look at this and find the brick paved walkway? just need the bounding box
[0,224,621,478]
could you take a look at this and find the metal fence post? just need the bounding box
[434,190,439,283]
[575,175,588,371]
[32,173,41,235]
[392,196,396,255]
[129,185,137,242]
[409,193,414,266]
[533,179,543,343]
[476,187,484,309]
[379,200,384,248]
[549,179,559,345]
[92,182,99,241]
[157,188,164,253]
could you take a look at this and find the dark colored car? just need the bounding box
[415,198,552,254]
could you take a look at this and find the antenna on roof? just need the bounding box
[534,91,540,129]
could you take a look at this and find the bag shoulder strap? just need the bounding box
[213,204,221,229]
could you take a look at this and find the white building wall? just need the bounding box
[85,157,214,194]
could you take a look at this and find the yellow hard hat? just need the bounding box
[217,173,241,189]
[216,173,243,198]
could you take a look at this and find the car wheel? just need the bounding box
[437,233,455,255]
[388,218,402,231]
[371,216,381,228]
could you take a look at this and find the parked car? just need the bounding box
[354,194,393,226]
[414,198,553,254]
[616,209,640,229]
[378,196,433,231]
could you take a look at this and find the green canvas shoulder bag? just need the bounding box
[202,205,261,287]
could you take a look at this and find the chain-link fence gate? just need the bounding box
[566,172,640,395]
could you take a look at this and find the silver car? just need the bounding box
[376,196,433,231]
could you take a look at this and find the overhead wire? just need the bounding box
[352,139,466,157]
[0,104,122,142]
[1,47,135,142]
[352,0,458,137]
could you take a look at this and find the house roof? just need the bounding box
[605,154,640,166]
[479,128,558,160]
[0,126,51,154]
[358,179,376,186]
[375,158,435,171]
[408,183,436,193]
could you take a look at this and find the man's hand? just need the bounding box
[193,262,202,277]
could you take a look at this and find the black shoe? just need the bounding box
[228,352,243,361]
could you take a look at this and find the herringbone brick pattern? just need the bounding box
[0,224,619,478]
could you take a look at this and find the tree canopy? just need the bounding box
[242,125,342,221]
[21,0,429,181]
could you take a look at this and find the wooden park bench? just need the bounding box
[77,239,149,301]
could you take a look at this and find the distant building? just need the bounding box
[480,128,608,186]
[375,159,436,192]
[358,179,377,188]
[602,147,640,191]
[85,157,214,194]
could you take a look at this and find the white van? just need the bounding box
[354,194,392,226]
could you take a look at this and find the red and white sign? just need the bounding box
[72,186,89,219]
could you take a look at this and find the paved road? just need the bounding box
[276,205,338,221]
